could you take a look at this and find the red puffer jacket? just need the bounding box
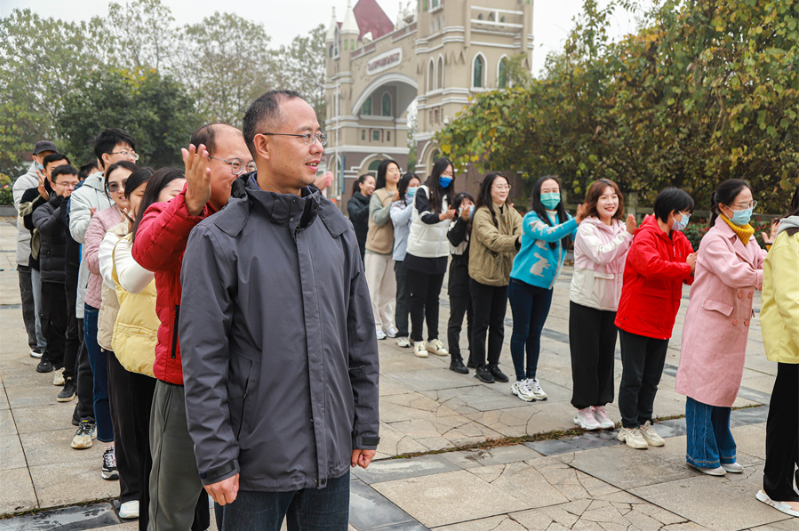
[615,214,695,340]
[131,189,215,385]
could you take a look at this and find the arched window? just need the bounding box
[381,92,392,116]
[368,160,380,177]
[362,96,372,115]
[437,56,444,88]
[472,54,485,88]
[488,12,495,21]
[428,60,435,92]
[477,13,483,21]
[434,109,439,123]
[498,57,508,88]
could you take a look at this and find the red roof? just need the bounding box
[353,0,394,40]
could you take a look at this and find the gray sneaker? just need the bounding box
[71,420,95,449]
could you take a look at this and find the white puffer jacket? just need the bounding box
[406,185,452,259]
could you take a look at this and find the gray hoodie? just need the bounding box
[179,178,380,491]
[777,215,799,236]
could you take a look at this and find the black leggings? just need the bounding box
[408,270,445,343]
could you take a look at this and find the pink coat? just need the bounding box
[675,216,767,407]
[83,205,122,309]
[569,217,633,311]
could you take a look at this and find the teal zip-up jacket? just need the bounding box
[510,210,577,289]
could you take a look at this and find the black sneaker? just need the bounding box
[36,359,54,373]
[57,379,77,402]
[102,448,119,480]
[488,364,509,383]
[474,365,495,384]
[449,356,469,374]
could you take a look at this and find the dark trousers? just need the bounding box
[507,279,553,381]
[84,304,113,442]
[75,318,95,422]
[408,270,445,343]
[63,281,80,380]
[447,288,473,362]
[221,472,350,531]
[18,265,37,350]
[618,329,669,429]
[569,302,617,409]
[40,281,67,368]
[764,362,799,502]
[470,279,508,368]
[394,261,411,338]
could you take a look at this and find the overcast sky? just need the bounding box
[1,0,643,75]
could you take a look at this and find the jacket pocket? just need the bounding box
[171,305,180,359]
[702,298,733,317]
[227,357,254,440]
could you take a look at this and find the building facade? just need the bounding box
[325,0,533,203]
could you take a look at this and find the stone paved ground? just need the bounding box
[0,217,793,530]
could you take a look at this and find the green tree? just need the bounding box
[274,24,327,121]
[56,68,201,168]
[95,0,176,72]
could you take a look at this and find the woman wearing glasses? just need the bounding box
[676,180,767,475]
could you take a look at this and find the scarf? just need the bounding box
[721,214,754,245]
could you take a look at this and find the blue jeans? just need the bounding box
[221,472,350,531]
[84,304,113,443]
[508,279,553,381]
[685,396,736,469]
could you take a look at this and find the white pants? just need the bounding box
[364,252,396,331]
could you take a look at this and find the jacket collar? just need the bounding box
[714,215,753,262]
[637,215,672,242]
[583,216,622,233]
[84,171,107,193]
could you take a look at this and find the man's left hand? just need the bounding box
[351,449,376,469]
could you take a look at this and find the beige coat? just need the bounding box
[468,203,522,286]
[365,188,394,254]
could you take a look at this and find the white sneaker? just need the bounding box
[689,463,726,476]
[617,427,648,449]
[30,350,43,359]
[426,339,448,356]
[757,490,800,517]
[528,378,547,400]
[511,380,536,402]
[376,329,387,340]
[53,369,65,386]
[574,407,600,430]
[396,336,411,348]
[592,406,616,429]
[384,326,399,338]
[119,500,139,519]
[413,341,428,358]
[722,462,743,474]
[639,421,665,447]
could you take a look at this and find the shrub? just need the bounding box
[0,173,12,205]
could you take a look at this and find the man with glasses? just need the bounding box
[32,164,80,383]
[179,90,379,530]
[131,122,249,531]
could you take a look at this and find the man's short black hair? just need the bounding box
[79,160,101,179]
[653,188,695,223]
[191,123,243,157]
[42,152,70,169]
[94,128,135,168]
[51,164,79,183]
[242,90,305,158]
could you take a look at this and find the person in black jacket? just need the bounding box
[447,192,475,374]
[32,164,80,374]
[347,173,375,262]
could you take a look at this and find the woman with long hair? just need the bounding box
[757,187,798,517]
[508,176,586,397]
[569,179,636,430]
[447,191,475,373]
[365,160,401,340]
[348,174,375,262]
[468,174,522,383]
[404,157,457,358]
[390,173,421,347]
[676,180,767,473]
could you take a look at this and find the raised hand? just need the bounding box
[37,170,49,200]
[626,214,637,235]
[183,144,211,216]
[575,203,588,224]
[761,220,779,245]
[439,208,457,221]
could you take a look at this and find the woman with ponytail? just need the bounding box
[676,179,768,475]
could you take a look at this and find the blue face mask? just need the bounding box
[727,207,752,226]
[406,187,418,199]
[35,161,44,171]
[439,176,453,189]
[672,212,690,232]
[540,192,561,210]
[459,205,475,219]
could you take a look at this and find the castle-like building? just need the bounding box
[324,0,533,200]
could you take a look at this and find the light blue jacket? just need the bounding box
[390,199,414,261]
[510,210,577,290]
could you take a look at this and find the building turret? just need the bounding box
[325,7,337,43]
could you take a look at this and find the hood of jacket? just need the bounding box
[778,215,798,236]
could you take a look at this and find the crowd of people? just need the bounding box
[8,85,797,530]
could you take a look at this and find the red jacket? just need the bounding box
[131,189,215,385]
[615,214,695,340]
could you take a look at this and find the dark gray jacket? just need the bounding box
[179,177,380,492]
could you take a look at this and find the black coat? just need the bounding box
[32,195,68,284]
[347,191,371,259]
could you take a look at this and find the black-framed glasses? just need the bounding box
[209,156,257,175]
[110,150,139,161]
[260,132,327,146]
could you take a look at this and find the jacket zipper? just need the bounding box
[171,305,180,359]
[236,374,252,439]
